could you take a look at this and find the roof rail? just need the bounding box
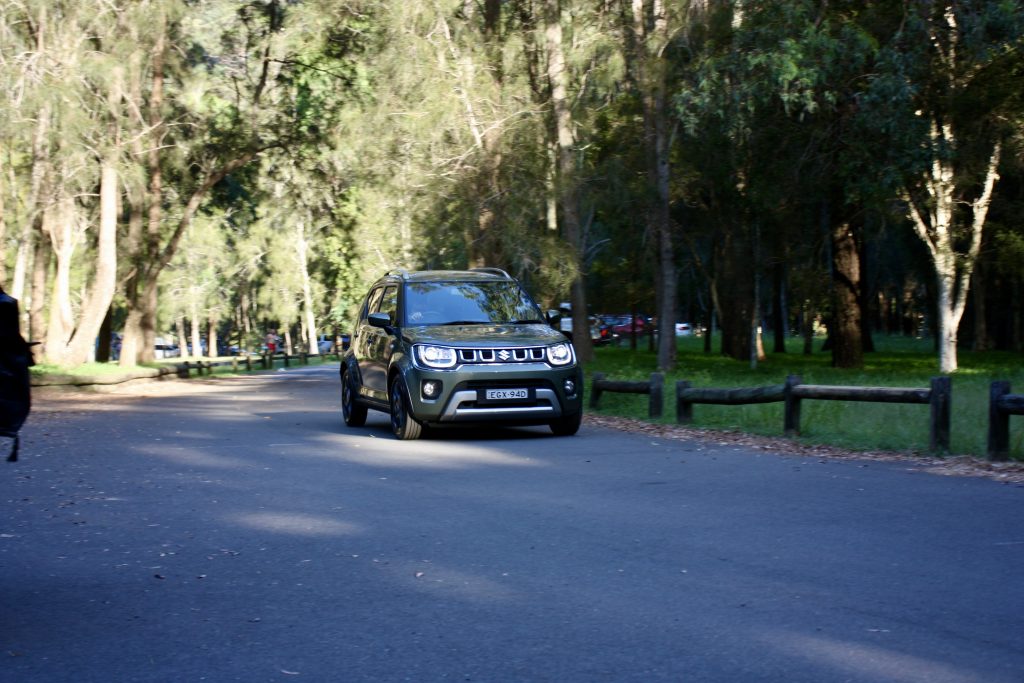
[470,267,511,278]
[385,269,410,279]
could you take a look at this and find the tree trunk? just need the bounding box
[297,223,319,356]
[904,117,1000,372]
[971,263,990,351]
[176,317,187,356]
[717,227,753,361]
[61,158,119,366]
[207,314,219,359]
[190,304,203,359]
[630,0,676,371]
[830,218,863,368]
[545,0,593,363]
[772,262,787,353]
[43,194,77,362]
[61,61,125,365]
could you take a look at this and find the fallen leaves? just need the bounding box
[584,414,1024,484]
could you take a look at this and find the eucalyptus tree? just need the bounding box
[0,1,133,365]
[344,1,592,315]
[622,0,696,370]
[883,0,1023,373]
[117,0,368,366]
[160,209,234,358]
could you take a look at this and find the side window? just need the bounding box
[362,287,384,323]
[378,286,398,324]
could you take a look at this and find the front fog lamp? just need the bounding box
[416,344,456,369]
[422,380,442,399]
[546,342,574,366]
[563,379,577,396]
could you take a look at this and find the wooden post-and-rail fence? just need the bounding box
[989,381,1024,462]
[591,372,955,455]
[174,350,344,378]
[590,372,664,418]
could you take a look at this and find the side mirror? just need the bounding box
[368,312,392,329]
[547,309,560,325]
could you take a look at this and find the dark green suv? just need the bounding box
[340,269,584,440]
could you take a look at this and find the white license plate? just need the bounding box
[486,388,528,400]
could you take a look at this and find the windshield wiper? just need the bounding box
[509,318,545,324]
[439,320,489,326]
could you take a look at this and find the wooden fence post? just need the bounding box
[929,376,951,453]
[676,380,692,424]
[988,381,1011,462]
[245,355,252,372]
[590,372,605,409]
[784,374,802,437]
[649,373,663,418]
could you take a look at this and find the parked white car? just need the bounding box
[315,335,335,356]
[154,337,181,358]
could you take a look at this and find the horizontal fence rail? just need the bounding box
[593,373,953,454]
[590,372,664,418]
[783,375,950,453]
[174,350,342,378]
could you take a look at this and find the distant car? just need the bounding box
[611,316,647,336]
[154,338,181,358]
[675,322,693,336]
[593,316,615,346]
[555,303,605,344]
[317,335,335,354]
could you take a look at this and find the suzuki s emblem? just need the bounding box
[498,350,510,361]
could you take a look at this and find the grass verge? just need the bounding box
[587,335,1024,460]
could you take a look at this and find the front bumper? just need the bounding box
[403,362,583,424]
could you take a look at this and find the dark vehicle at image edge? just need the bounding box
[341,269,584,440]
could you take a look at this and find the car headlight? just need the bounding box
[415,344,457,369]
[546,342,574,366]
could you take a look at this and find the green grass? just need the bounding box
[587,335,1024,460]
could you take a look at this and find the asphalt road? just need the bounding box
[2,364,1023,683]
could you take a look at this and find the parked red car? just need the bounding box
[610,316,647,336]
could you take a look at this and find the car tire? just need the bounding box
[342,368,367,427]
[389,377,423,440]
[549,410,582,436]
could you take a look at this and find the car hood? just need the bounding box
[403,323,567,347]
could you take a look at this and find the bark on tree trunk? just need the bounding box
[61,158,119,366]
[190,303,202,359]
[971,264,989,351]
[297,223,319,356]
[630,0,676,371]
[717,227,753,361]
[207,314,218,359]
[904,122,1001,373]
[830,218,863,368]
[772,262,787,353]
[43,195,76,361]
[545,0,593,363]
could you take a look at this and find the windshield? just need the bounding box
[403,281,545,326]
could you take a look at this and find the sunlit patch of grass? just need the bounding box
[31,362,149,376]
[587,334,1024,460]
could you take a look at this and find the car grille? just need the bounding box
[456,346,546,364]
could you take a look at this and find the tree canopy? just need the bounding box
[1,0,1022,371]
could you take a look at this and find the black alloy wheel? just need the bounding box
[342,368,368,427]
[389,377,423,440]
